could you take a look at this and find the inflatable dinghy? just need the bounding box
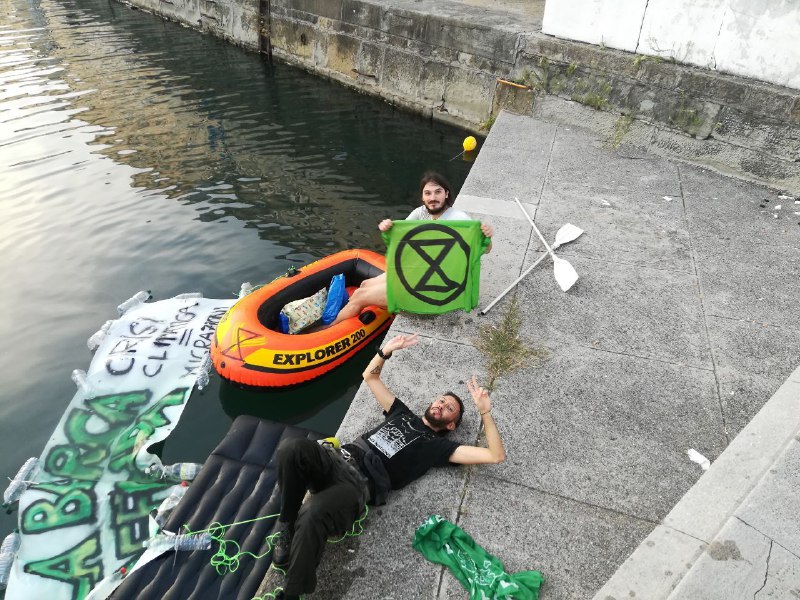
[211,249,392,388]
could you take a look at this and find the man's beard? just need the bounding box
[424,406,449,428]
[426,202,447,216]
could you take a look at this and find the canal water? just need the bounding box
[0,0,473,536]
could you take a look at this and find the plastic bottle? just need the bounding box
[0,530,20,589]
[87,319,114,351]
[3,458,39,507]
[117,290,151,316]
[238,282,254,299]
[71,369,92,395]
[147,462,203,482]
[153,482,189,528]
[144,531,212,552]
[195,352,211,390]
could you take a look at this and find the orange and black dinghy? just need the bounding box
[211,249,393,388]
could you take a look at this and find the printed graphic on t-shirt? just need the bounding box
[368,414,427,458]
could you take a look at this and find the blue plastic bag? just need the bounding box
[322,274,348,325]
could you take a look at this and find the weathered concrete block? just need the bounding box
[274,0,341,20]
[272,5,320,25]
[677,70,747,105]
[443,67,495,123]
[636,58,684,89]
[741,85,798,122]
[454,50,512,75]
[381,47,423,98]
[524,35,639,79]
[652,128,800,190]
[355,40,382,80]
[418,59,449,105]
[620,83,720,140]
[382,7,426,40]
[492,80,535,117]
[327,18,357,36]
[340,0,381,30]
[523,35,570,65]
[405,38,457,63]
[422,16,518,63]
[271,18,316,60]
[325,32,360,78]
[714,107,800,163]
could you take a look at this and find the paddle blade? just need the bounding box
[553,256,579,292]
[552,223,583,249]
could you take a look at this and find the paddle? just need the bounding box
[479,221,583,315]
[514,198,580,292]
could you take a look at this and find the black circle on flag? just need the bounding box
[394,223,471,306]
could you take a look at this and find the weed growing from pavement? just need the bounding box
[475,293,550,391]
[611,113,635,149]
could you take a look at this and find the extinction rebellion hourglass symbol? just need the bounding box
[394,223,471,307]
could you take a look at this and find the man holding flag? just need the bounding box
[330,171,494,324]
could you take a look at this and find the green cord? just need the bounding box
[182,513,281,576]
[327,505,369,543]
[181,504,368,579]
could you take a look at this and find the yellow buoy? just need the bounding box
[462,136,477,152]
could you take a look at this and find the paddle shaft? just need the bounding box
[514,197,557,258]
[479,252,549,315]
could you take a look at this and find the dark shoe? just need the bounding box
[272,521,294,569]
[274,590,301,600]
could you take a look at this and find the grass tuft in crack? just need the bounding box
[475,293,550,391]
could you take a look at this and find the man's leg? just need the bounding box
[276,438,335,521]
[329,273,388,326]
[283,481,364,597]
[274,438,335,567]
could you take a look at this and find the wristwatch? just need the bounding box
[377,348,391,360]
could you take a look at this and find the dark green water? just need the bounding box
[0,0,473,535]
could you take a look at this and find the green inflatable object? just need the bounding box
[412,515,544,600]
[382,220,490,314]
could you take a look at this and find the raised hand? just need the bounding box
[382,333,420,355]
[466,374,491,414]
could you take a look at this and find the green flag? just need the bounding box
[382,220,490,314]
[413,515,544,600]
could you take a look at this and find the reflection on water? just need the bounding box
[0,0,472,533]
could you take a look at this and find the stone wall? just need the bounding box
[543,0,800,91]
[268,0,524,128]
[510,35,800,192]
[118,0,800,193]
[124,0,261,49]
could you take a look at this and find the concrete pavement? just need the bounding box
[310,107,800,599]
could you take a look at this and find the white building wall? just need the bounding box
[543,0,800,90]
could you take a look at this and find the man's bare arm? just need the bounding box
[449,375,506,465]
[362,333,420,412]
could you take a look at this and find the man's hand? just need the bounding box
[480,223,494,254]
[363,333,420,412]
[379,219,394,232]
[381,333,419,356]
[466,375,491,414]
[450,374,505,465]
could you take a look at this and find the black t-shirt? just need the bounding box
[355,398,460,490]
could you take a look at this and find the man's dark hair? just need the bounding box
[419,171,454,208]
[444,391,465,429]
